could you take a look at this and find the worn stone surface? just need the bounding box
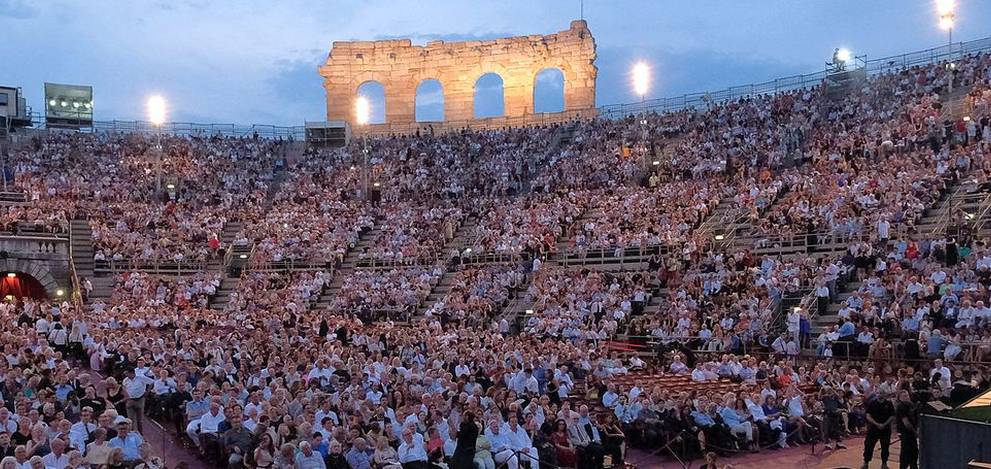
[318,20,597,126]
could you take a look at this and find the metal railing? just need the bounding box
[66,223,85,308]
[356,108,596,137]
[13,36,990,140]
[246,257,336,272]
[599,36,991,118]
[93,258,208,275]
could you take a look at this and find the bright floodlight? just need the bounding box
[355,96,370,126]
[936,0,955,15]
[836,48,852,63]
[632,62,650,97]
[938,15,955,30]
[147,95,167,126]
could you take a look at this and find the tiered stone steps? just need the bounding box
[208,276,242,311]
[809,147,978,334]
[415,270,459,316]
[69,219,94,279]
[311,222,380,311]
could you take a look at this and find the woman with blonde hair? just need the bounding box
[373,435,402,469]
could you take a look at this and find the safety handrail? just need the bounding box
[95,258,209,275]
[66,222,85,309]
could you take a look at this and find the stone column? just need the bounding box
[444,80,475,123]
[325,81,354,122]
[564,80,596,111]
[503,74,533,117]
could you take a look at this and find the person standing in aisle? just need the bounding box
[862,390,894,469]
[895,390,919,469]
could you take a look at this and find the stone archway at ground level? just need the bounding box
[0,258,61,298]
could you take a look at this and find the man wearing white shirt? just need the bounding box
[243,407,259,432]
[314,399,340,428]
[243,392,263,419]
[601,385,620,408]
[691,364,711,382]
[122,367,153,433]
[930,359,952,391]
[485,419,519,469]
[41,438,70,469]
[520,369,539,396]
[133,358,153,378]
[931,270,947,285]
[69,407,97,453]
[35,316,50,335]
[877,218,890,241]
[397,426,429,469]
[308,358,335,387]
[186,400,226,451]
[504,415,539,469]
[454,361,471,378]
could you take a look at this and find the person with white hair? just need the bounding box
[295,440,326,469]
[503,414,539,469]
[484,419,518,469]
[398,426,429,469]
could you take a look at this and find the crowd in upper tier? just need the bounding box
[0,52,988,469]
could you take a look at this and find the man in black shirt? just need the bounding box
[895,390,918,469]
[862,390,894,469]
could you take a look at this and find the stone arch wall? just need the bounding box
[319,20,597,126]
[0,258,61,298]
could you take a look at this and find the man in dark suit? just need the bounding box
[568,405,604,469]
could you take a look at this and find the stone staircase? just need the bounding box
[311,223,380,311]
[69,219,94,278]
[409,217,485,317]
[809,155,978,333]
[68,219,112,300]
[208,276,241,311]
[522,122,579,194]
[415,270,460,316]
[941,84,973,122]
[443,217,478,256]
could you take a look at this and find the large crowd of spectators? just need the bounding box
[0,51,988,469]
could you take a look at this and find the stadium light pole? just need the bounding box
[356,96,371,201]
[147,95,167,196]
[632,62,651,165]
[937,0,956,49]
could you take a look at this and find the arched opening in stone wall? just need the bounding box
[356,81,387,124]
[533,68,565,113]
[473,73,505,119]
[0,272,48,300]
[415,79,445,122]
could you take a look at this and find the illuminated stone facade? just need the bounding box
[318,20,597,126]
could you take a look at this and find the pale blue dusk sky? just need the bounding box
[2,0,988,125]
